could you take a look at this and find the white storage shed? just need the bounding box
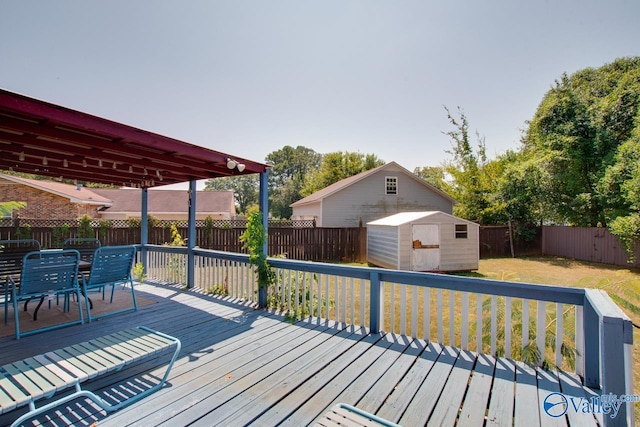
[367,211,479,272]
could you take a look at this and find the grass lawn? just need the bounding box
[468,256,640,420]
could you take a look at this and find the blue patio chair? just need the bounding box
[10,249,83,339]
[63,237,103,304]
[63,237,101,263]
[82,245,137,322]
[1,239,41,324]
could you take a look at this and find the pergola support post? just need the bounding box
[140,188,149,276]
[258,170,269,307]
[187,180,196,289]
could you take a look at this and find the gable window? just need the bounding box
[385,176,398,195]
[455,224,468,239]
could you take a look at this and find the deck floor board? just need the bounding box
[0,283,603,427]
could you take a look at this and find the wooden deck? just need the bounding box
[0,282,603,426]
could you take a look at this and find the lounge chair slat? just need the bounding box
[43,351,91,382]
[31,355,77,388]
[1,364,48,400]
[0,375,30,412]
[116,330,171,355]
[52,348,105,378]
[9,360,57,397]
[75,341,126,369]
[91,335,146,361]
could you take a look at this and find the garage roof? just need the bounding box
[0,89,268,188]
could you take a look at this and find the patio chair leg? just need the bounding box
[4,285,9,324]
[33,297,45,321]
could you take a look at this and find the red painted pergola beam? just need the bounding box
[0,89,268,187]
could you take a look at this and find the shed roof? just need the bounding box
[367,211,478,226]
[0,89,268,188]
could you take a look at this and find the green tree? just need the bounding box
[413,166,447,191]
[442,107,505,224]
[301,151,384,196]
[0,201,25,217]
[204,175,258,215]
[494,150,552,226]
[77,214,94,238]
[265,146,322,219]
[600,134,640,260]
[240,210,275,289]
[523,57,640,226]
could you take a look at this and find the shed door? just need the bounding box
[412,224,440,271]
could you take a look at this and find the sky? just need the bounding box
[2,1,640,190]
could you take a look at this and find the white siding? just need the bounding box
[292,202,321,225]
[367,211,479,272]
[438,222,479,271]
[321,166,453,227]
[366,225,399,269]
[398,223,413,270]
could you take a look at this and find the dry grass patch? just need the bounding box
[465,256,640,420]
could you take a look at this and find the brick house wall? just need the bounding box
[0,181,100,219]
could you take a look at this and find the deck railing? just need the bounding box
[140,245,634,427]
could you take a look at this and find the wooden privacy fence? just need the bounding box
[0,224,368,263]
[479,225,542,258]
[198,227,367,262]
[3,219,638,267]
[542,225,640,267]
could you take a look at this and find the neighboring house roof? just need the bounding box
[92,188,235,215]
[367,211,477,226]
[0,174,235,216]
[290,161,456,207]
[0,173,112,206]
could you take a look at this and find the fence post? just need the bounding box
[369,270,381,333]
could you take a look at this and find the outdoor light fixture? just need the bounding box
[63,159,69,167]
[226,157,246,172]
[42,157,48,166]
[82,159,87,168]
[18,152,25,161]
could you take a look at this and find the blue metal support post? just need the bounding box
[141,188,148,275]
[187,180,196,289]
[258,170,269,307]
